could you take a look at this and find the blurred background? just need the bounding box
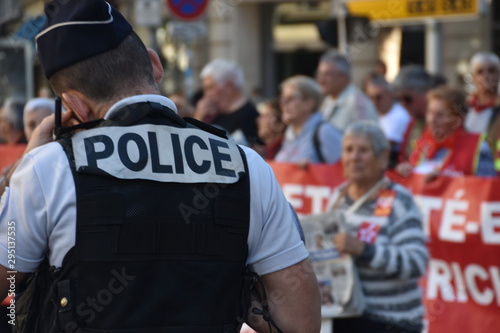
[0,0,495,102]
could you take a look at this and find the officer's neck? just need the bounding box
[92,90,161,119]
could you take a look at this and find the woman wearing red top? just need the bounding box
[396,86,496,180]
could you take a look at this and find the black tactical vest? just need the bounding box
[30,102,251,333]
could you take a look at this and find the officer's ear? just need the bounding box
[61,91,93,123]
[147,49,163,84]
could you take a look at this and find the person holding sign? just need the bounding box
[327,121,428,333]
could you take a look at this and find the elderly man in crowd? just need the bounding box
[466,51,500,171]
[316,50,378,130]
[194,58,261,147]
[391,65,434,161]
[365,76,411,167]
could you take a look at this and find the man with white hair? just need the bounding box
[23,97,55,141]
[466,51,500,171]
[0,97,26,144]
[365,76,411,167]
[194,59,261,147]
[316,50,378,130]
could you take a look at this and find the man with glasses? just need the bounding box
[316,51,378,130]
[365,76,411,167]
[391,65,433,161]
[466,51,500,172]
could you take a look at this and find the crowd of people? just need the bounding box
[3,50,500,179]
[153,49,500,181]
[0,1,499,330]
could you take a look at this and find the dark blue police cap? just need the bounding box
[36,0,132,79]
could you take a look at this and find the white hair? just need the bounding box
[470,52,500,72]
[344,120,389,157]
[23,98,55,131]
[319,50,351,74]
[200,59,245,92]
[24,97,55,117]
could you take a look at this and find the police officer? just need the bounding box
[0,1,321,332]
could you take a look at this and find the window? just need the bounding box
[0,39,34,102]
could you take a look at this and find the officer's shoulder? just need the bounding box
[25,141,64,158]
[238,146,273,175]
[24,142,67,167]
[12,142,69,183]
[238,145,263,162]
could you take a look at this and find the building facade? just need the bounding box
[0,0,496,101]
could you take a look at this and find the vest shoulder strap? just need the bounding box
[184,116,229,139]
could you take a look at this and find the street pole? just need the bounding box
[425,19,442,74]
[332,0,348,55]
[337,4,348,54]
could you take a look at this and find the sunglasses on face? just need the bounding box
[369,94,383,102]
[398,95,413,104]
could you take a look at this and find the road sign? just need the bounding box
[346,0,480,22]
[135,0,162,27]
[167,21,207,41]
[166,0,209,21]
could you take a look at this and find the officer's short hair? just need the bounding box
[200,59,245,92]
[391,65,433,94]
[281,75,323,111]
[49,32,155,103]
[319,50,351,74]
[2,97,25,131]
[344,120,389,158]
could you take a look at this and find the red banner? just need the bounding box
[269,162,500,333]
[0,144,25,174]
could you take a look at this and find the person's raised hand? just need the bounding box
[194,97,218,123]
[26,109,79,153]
